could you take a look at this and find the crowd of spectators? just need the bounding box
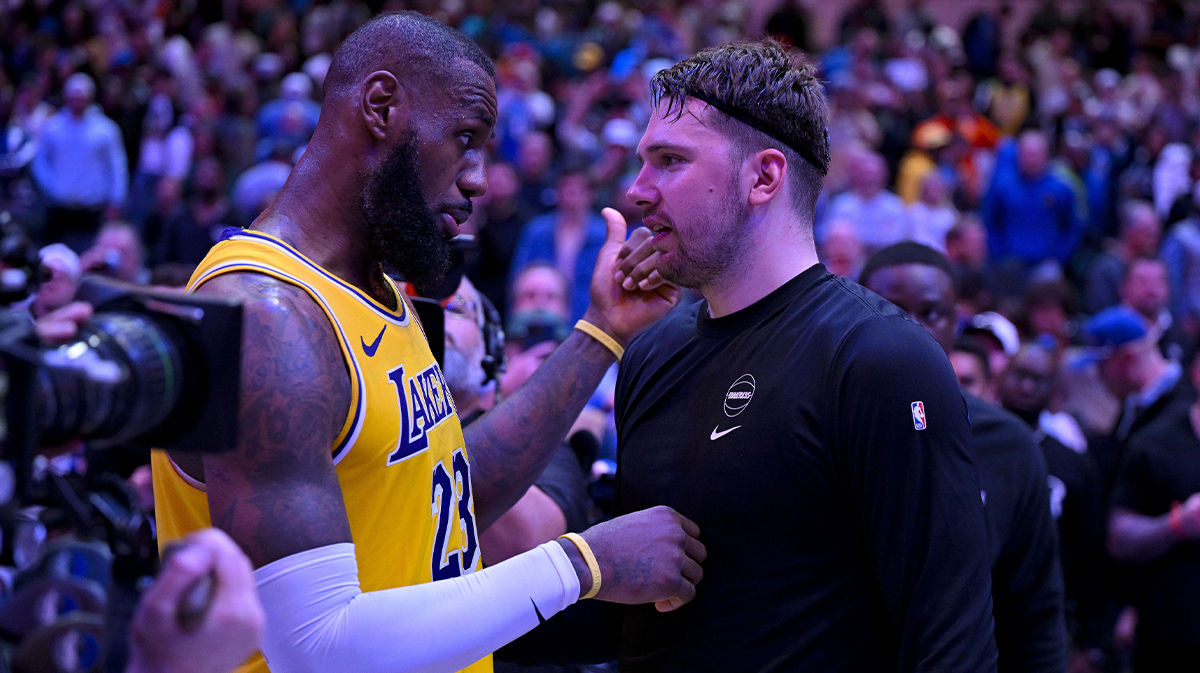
[9,0,1200,670]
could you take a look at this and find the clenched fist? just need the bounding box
[559,505,706,612]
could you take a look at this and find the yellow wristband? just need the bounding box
[559,532,602,600]
[574,320,624,362]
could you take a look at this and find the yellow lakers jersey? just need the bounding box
[150,229,489,673]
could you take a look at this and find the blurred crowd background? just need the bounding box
[9,0,1200,671]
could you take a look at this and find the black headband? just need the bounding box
[687,89,829,176]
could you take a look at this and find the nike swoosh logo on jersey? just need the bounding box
[531,598,547,624]
[361,325,386,357]
[710,425,741,441]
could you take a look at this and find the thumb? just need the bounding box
[600,207,628,249]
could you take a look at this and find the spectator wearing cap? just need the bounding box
[1108,355,1200,671]
[32,73,128,253]
[509,168,606,323]
[825,148,908,253]
[985,130,1083,267]
[1086,201,1162,314]
[1080,306,1198,494]
[964,310,1021,380]
[1120,257,1194,368]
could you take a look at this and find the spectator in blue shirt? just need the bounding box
[985,130,1082,267]
[509,168,607,323]
[32,73,128,253]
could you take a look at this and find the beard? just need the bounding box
[442,343,487,410]
[361,130,451,295]
[655,175,752,290]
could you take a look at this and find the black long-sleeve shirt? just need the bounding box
[613,265,998,672]
[966,395,1068,672]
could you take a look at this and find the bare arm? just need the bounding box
[195,272,353,568]
[1108,507,1179,563]
[467,326,614,530]
[467,209,680,530]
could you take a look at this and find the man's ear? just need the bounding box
[360,70,408,141]
[746,148,788,208]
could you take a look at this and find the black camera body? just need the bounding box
[2,276,243,504]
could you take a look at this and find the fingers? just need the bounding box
[683,534,707,564]
[35,301,93,344]
[681,556,703,586]
[600,207,628,249]
[655,577,697,613]
[47,301,94,324]
[626,255,664,291]
[615,229,655,281]
[36,319,82,344]
[137,542,215,629]
[675,512,701,539]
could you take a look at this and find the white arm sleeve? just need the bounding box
[253,541,580,673]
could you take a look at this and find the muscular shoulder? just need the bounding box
[194,272,351,436]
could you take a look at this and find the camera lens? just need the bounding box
[37,312,185,446]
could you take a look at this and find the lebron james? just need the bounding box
[151,12,704,673]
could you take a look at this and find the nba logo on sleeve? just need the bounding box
[911,401,926,430]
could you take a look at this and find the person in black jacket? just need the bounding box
[861,242,1068,673]
[1079,306,1198,495]
[997,342,1108,670]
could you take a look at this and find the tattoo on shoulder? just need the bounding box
[198,272,354,565]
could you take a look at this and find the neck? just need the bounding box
[1134,355,1170,397]
[702,211,820,318]
[254,140,376,291]
[558,208,586,226]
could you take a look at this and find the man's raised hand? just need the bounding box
[583,208,680,347]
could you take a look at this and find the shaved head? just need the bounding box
[324,11,495,99]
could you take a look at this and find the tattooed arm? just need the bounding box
[467,209,679,531]
[191,272,354,568]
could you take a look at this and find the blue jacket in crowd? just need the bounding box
[985,168,1082,266]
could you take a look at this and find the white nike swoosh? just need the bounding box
[710,425,742,441]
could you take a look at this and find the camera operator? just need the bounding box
[14,289,259,673]
[80,222,150,285]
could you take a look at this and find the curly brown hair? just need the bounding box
[650,39,829,219]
